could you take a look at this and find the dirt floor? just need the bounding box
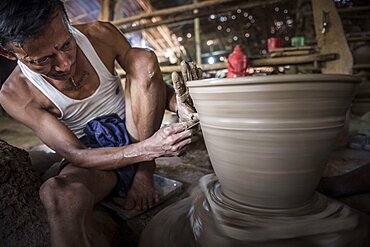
[1,114,369,246]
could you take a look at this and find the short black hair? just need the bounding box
[0,0,69,50]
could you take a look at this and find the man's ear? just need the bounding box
[0,48,17,61]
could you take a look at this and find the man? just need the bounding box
[0,0,200,246]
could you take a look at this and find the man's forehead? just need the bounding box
[13,12,71,59]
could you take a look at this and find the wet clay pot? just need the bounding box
[187,74,360,209]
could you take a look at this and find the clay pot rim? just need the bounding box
[187,74,361,88]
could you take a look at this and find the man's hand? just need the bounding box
[143,122,192,159]
[120,122,192,211]
[172,61,203,125]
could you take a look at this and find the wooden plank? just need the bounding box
[311,0,353,74]
[269,46,314,52]
[251,53,337,67]
[270,50,313,57]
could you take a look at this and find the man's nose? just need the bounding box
[53,51,71,72]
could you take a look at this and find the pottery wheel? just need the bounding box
[191,174,368,245]
[139,174,369,247]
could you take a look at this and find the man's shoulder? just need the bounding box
[73,21,131,63]
[0,66,33,110]
[73,21,120,45]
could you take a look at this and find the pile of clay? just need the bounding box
[0,140,50,246]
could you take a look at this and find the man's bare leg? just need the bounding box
[123,49,166,210]
[39,165,117,247]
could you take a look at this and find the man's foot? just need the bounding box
[122,169,159,210]
[172,61,202,126]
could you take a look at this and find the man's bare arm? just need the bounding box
[0,77,191,170]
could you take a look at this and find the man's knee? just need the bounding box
[127,48,163,89]
[39,176,94,216]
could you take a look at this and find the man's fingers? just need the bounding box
[169,128,192,144]
[163,122,188,135]
[162,128,191,151]
[197,67,203,79]
[180,61,202,81]
[172,72,186,98]
[189,62,199,80]
[181,61,191,82]
[186,117,199,129]
[173,138,192,154]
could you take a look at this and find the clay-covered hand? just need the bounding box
[172,61,203,124]
[144,122,192,159]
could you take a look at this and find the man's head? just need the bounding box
[0,0,68,52]
[0,0,77,81]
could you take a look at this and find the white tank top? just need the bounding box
[17,27,126,138]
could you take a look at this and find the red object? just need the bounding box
[227,45,248,78]
[267,38,284,52]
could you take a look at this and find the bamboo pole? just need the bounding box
[112,0,239,26]
[119,0,285,33]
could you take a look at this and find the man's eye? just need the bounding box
[62,40,71,50]
[32,57,49,65]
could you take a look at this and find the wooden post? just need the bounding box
[311,0,353,74]
[99,0,111,21]
[194,0,202,64]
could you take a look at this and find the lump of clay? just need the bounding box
[0,140,50,246]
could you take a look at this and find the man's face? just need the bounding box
[9,11,77,81]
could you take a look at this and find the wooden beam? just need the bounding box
[251,53,337,67]
[116,53,337,75]
[353,64,370,70]
[347,37,370,42]
[304,6,370,16]
[119,0,286,33]
[112,0,239,26]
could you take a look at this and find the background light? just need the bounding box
[208,57,215,64]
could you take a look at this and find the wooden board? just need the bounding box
[311,0,353,74]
